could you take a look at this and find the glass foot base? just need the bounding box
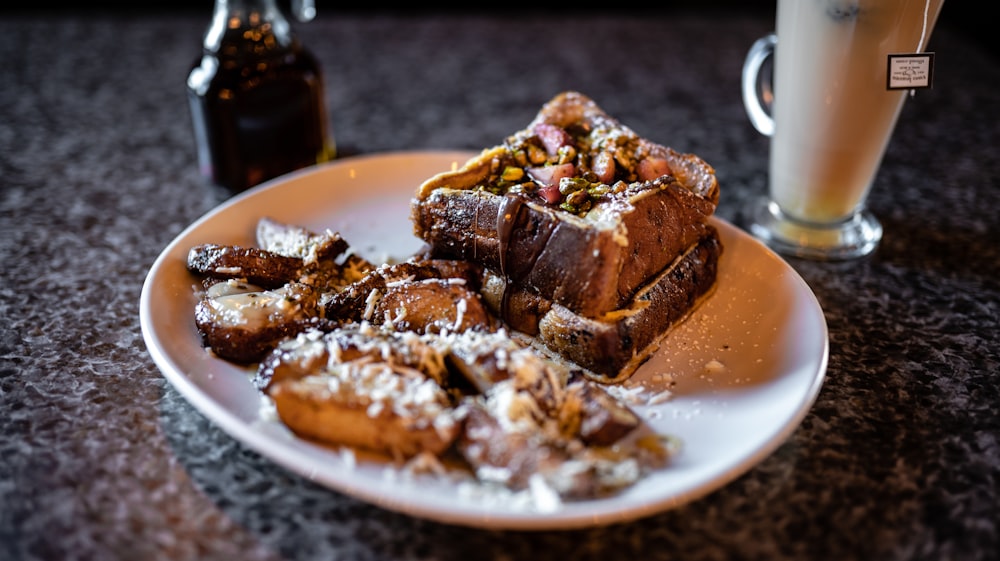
[741,197,882,261]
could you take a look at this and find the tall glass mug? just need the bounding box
[741,0,944,260]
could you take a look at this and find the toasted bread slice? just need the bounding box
[411,91,719,318]
[480,227,722,383]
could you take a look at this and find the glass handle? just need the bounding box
[741,33,777,137]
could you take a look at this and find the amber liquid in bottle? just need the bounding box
[187,1,334,193]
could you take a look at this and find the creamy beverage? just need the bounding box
[768,0,944,223]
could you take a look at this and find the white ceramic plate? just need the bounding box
[140,151,829,530]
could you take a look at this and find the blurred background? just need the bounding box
[2,1,993,58]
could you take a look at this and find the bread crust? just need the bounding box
[484,228,722,383]
[410,92,719,319]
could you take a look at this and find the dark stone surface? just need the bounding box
[1,8,997,561]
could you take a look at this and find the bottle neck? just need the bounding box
[203,0,292,52]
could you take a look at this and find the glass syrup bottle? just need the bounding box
[187,0,334,193]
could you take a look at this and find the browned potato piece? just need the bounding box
[374,278,493,334]
[194,281,327,364]
[268,359,461,459]
[187,243,303,289]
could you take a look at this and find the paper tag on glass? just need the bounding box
[887,53,935,90]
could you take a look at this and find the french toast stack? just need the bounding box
[411,92,722,383]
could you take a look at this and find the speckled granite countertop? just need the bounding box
[1,7,997,561]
